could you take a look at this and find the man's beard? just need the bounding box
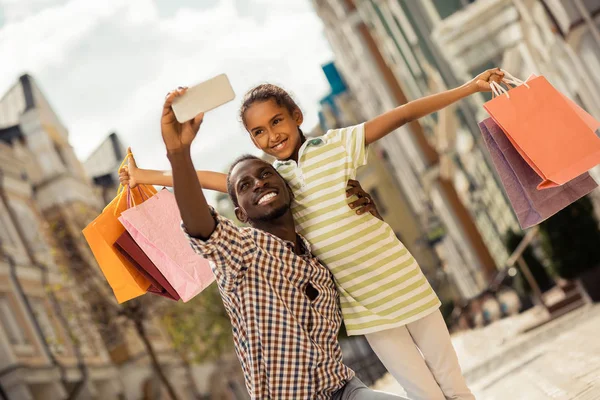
[252,203,289,223]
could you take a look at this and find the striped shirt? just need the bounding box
[274,124,440,335]
[183,209,354,399]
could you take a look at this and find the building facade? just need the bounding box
[312,0,505,298]
[83,133,128,205]
[311,0,600,298]
[0,75,196,400]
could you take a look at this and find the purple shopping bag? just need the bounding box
[479,117,598,229]
[119,189,215,302]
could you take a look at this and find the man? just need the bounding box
[162,87,407,399]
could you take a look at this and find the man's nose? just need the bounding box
[253,178,268,190]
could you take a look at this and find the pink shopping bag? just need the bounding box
[119,189,215,302]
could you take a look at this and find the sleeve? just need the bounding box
[324,123,368,169]
[181,208,255,292]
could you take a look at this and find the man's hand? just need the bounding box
[346,179,383,221]
[467,68,504,93]
[161,87,205,153]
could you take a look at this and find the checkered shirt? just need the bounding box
[183,209,354,399]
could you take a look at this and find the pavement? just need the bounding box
[372,304,600,399]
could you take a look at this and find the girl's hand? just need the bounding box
[346,179,383,221]
[161,87,204,154]
[468,68,504,93]
[119,147,139,188]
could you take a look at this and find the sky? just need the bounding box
[0,0,334,182]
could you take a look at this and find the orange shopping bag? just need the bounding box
[82,156,157,303]
[484,71,600,189]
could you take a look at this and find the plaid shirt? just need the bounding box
[183,209,354,399]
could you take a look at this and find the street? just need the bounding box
[374,305,600,399]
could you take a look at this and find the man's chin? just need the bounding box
[252,204,289,222]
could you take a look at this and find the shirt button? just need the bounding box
[310,139,320,145]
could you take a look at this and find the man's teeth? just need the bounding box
[258,192,277,205]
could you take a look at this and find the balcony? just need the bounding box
[431,0,521,71]
[540,0,600,36]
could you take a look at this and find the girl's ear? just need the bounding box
[292,108,304,126]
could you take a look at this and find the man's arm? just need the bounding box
[364,68,504,145]
[168,150,216,239]
[160,88,215,239]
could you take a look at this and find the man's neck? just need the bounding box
[251,212,301,254]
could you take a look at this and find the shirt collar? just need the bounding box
[274,137,325,168]
[283,233,313,256]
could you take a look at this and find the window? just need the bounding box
[53,142,68,168]
[0,296,29,346]
[31,299,64,354]
[0,206,18,248]
[10,202,49,256]
[432,0,466,19]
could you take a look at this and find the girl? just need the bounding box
[123,68,503,399]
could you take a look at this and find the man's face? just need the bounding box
[231,159,292,223]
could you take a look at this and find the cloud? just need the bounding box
[0,0,334,191]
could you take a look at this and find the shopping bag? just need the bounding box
[118,189,214,302]
[114,230,180,301]
[479,117,597,229]
[82,154,158,303]
[483,72,600,189]
[82,183,157,303]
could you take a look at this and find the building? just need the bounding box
[0,74,197,399]
[312,0,504,298]
[313,0,600,298]
[83,133,128,205]
[430,0,600,204]
[0,75,121,399]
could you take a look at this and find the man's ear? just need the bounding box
[293,108,304,126]
[235,206,249,224]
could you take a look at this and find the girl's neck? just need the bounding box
[286,134,305,163]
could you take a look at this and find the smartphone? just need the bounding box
[171,74,235,123]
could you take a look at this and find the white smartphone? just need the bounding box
[171,74,235,123]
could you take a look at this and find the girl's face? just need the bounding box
[244,98,304,161]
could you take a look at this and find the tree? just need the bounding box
[504,230,554,295]
[48,209,184,400]
[539,196,600,280]
[162,283,233,363]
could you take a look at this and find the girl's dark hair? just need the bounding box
[239,84,301,129]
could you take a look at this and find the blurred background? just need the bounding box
[1,0,600,399]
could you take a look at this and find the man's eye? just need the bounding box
[240,183,249,191]
[261,171,271,178]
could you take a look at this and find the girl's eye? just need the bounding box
[273,118,281,125]
[254,130,263,136]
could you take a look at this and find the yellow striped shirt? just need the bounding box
[274,124,440,335]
